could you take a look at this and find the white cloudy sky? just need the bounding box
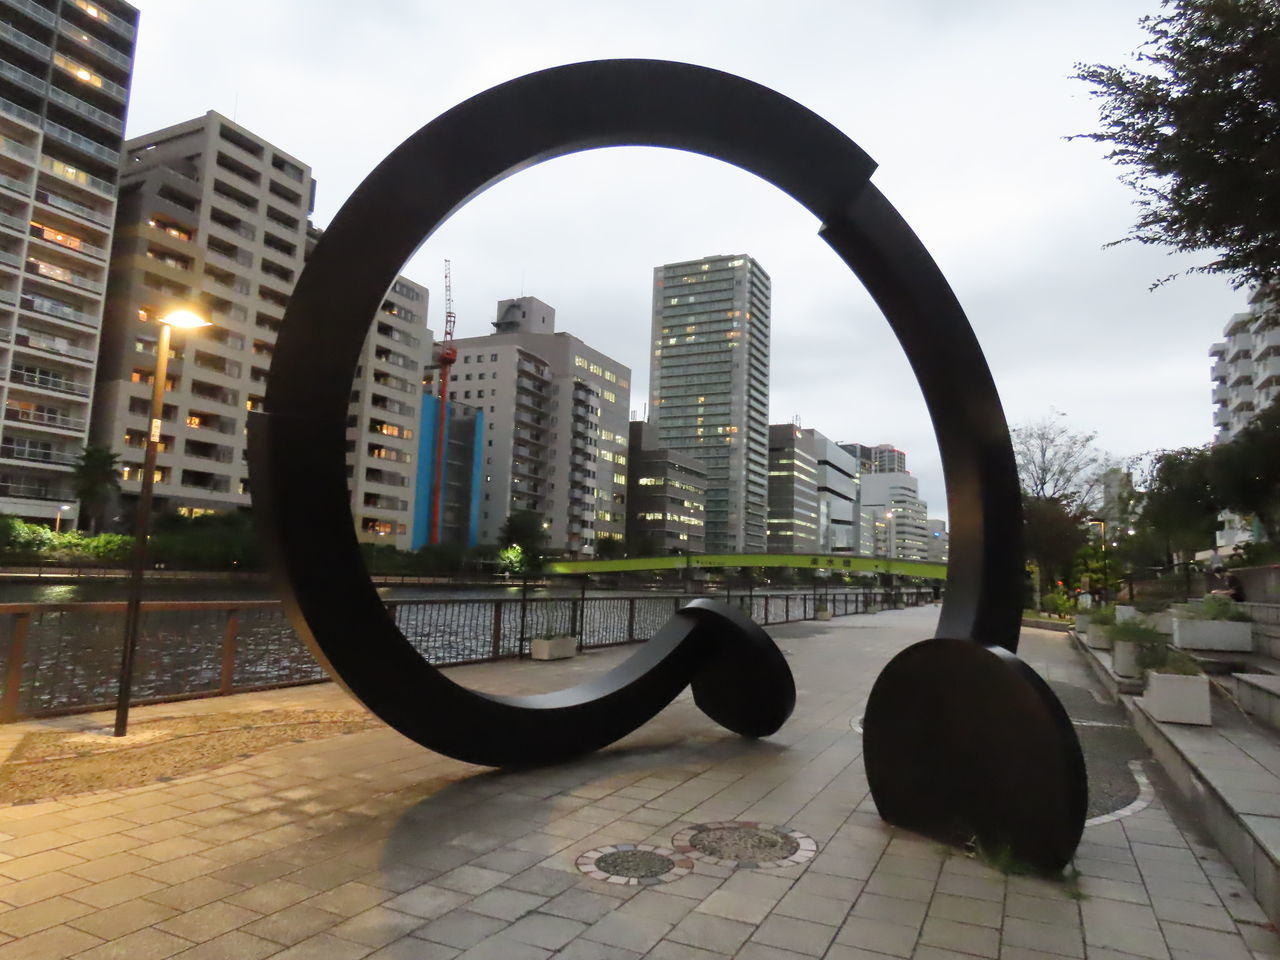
[123,0,1246,522]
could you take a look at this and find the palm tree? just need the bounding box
[72,445,121,534]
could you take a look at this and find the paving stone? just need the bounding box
[693,889,777,924]
[750,913,837,956]
[773,887,851,925]
[1002,916,1086,958]
[262,931,375,960]
[240,903,340,945]
[581,909,671,953]
[381,884,470,920]
[667,909,753,953]
[834,915,918,957]
[451,933,550,959]
[1160,920,1253,960]
[538,887,620,924]
[143,877,243,911]
[328,906,425,948]
[69,897,178,940]
[926,891,1002,928]
[414,909,508,949]
[364,939,459,960]
[154,901,260,943]
[72,926,192,960]
[0,923,101,960]
[462,887,545,921]
[165,930,280,960]
[0,894,94,937]
[918,916,1000,958]
[305,881,392,917]
[851,891,927,927]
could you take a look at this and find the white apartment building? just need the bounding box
[0,0,137,526]
[1209,287,1279,549]
[650,255,770,553]
[926,518,949,564]
[445,297,630,557]
[92,113,432,548]
[860,471,928,561]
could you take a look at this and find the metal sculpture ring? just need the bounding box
[250,59,1086,872]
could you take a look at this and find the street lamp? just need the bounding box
[1087,517,1108,601]
[55,503,69,533]
[113,308,210,737]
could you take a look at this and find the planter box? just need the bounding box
[1075,613,1092,635]
[1112,639,1140,679]
[1143,672,1212,725]
[1172,618,1253,652]
[1116,605,1140,623]
[816,608,832,621]
[1145,611,1173,635]
[1086,624,1112,651]
[532,635,577,661]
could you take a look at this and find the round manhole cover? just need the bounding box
[673,821,817,869]
[576,844,693,886]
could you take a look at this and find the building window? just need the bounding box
[490,353,498,361]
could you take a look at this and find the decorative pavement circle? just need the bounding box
[672,821,818,869]
[576,844,694,886]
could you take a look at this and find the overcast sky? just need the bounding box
[124,0,1246,523]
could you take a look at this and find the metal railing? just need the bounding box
[0,589,933,721]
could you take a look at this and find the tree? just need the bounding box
[497,510,546,568]
[72,445,121,534]
[594,537,625,560]
[1073,0,1280,292]
[1208,395,1280,540]
[1011,414,1108,510]
[1137,446,1220,560]
[1023,496,1090,598]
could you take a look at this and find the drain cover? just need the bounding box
[576,844,693,885]
[673,821,817,869]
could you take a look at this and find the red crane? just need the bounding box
[429,261,457,544]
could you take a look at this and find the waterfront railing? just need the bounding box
[0,589,933,721]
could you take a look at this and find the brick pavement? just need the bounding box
[0,605,1275,959]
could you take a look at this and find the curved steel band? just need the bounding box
[250,58,1024,768]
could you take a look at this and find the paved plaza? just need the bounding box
[0,605,1276,960]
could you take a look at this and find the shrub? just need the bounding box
[1200,594,1251,621]
[1090,605,1116,625]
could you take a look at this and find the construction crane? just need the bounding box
[429,261,458,544]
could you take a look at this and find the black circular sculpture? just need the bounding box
[249,59,1086,873]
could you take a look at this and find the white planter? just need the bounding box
[1143,673,1212,725]
[1172,618,1253,652]
[1145,611,1173,635]
[1075,613,1092,635]
[1086,624,1112,651]
[1116,605,1140,623]
[1112,639,1140,678]
[532,635,577,660]
[816,608,832,621]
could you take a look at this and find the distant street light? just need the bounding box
[1088,517,1109,599]
[55,503,69,533]
[114,309,210,737]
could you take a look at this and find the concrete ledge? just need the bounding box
[1068,628,1144,696]
[1022,617,1071,633]
[1125,694,1280,928]
[1235,673,1280,733]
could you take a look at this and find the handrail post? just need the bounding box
[627,597,636,642]
[1,612,29,723]
[491,600,503,659]
[219,608,239,695]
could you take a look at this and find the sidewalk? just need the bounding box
[0,606,1275,959]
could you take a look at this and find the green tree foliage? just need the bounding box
[1138,446,1221,558]
[1023,496,1089,595]
[593,537,625,560]
[1073,0,1280,290]
[150,511,260,570]
[72,445,121,534]
[1208,396,1280,539]
[497,510,547,569]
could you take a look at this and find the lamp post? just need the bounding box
[114,309,210,737]
[1088,517,1108,601]
[54,504,68,533]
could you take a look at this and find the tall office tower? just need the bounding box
[650,254,770,553]
[926,518,949,564]
[838,442,875,475]
[1208,286,1277,549]
[412,397,484,549]
[859,471,928,560]
[871,444,907,473]
[806,430,861,554]
[92,113,432,548]
[0,0,137,527]
[766,424,818,552]
[625,420,707,555]
[445,297,630,557]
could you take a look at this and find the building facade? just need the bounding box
[445,297,630,557]
[625,420,706,555]
[92,113,432,548]
[766,424,818,552]
[1209,287,1279,549]
[412,397,483,549]
[926,518,949,564]
[859,471,928,560]
[650,254,770,554]
[808,430,861,554]
[0,0,138,526]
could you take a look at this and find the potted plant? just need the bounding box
[1109,619,1155,679]
[815,598,832,621]
[1172,595,1252,652]
[532,629,576,661]
[1085,605,1115,651]
[1139,634,1211,725]
[1116,604,1140,623]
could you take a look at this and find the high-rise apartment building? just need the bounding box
[412,397,483,549]
[650,254,770,553]
[926,518,949,565]
[1208,286,1278,549]
[625,420,706,555]
[839,442,906,474]
[766,424,818,552]
[0,0,137,526]
[860,471,928,561]
[92,113,432,548]
[444,297,629,557]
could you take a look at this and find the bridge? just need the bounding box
[546,552,947,579]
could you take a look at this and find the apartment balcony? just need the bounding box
[0,248,19,272]
[0,443,77,467]
[67,0,136,41]
[0,132,37,165]
[35,187,112,228]
[1256,355,1280,387]
[42,119,119,167]
[52,55,127,104]
[0,212,24,238]
[21,293,98,328]
[0,169,30,197]
[13,328,95,363]
[40,156,115,199]
[510,461,543,481]
[57,19,132,72]
[513,428,547,446]
[0,288,16,308]
[1230,384,1256,410]
[0,478,67,502]
[28,224,108,261]
[1213,406,1231,427]
[180,469,231,494]
[3,0,56,28]
[516,360,548,379]
[0,19,50,62]
[1256,328,1280,354]
[1211,383,1229,404]
[0,58,45,100]
[47,85,124,137]
[1228,360,1254,386]
[10,367,90,397]
[5,405,86,433]
[1211,359,1228,381]
[0,94,40,131]
[25,256,104,295]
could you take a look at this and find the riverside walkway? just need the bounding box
[0,606,1272,960]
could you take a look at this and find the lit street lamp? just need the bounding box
[114,309,210,737]
[1087,517,1108,600]
[54,503,69,533]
